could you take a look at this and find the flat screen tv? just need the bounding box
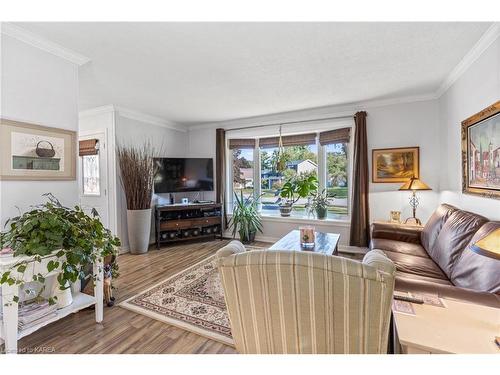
[154,157,214,193]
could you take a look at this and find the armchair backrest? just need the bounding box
[216,241,395,354]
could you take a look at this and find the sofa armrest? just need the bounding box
[370,222,423,245]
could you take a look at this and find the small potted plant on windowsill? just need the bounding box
[229,191,263,244]
[279,175,318,217]
[308,189,336,220]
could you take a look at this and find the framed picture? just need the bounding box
[0,119,77,180]
[372,146,419,183]
[461,101,500,199]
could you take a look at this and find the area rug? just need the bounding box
[120,245,266,346]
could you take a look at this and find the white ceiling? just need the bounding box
[13,22,491,125]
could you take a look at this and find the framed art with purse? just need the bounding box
[461,101,500,199]
[0,118,77,180]
[372,146,419,183]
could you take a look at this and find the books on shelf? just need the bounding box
[0,298,59,331]
[18,300,58,325]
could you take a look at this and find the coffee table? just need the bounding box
[269,229,340,256]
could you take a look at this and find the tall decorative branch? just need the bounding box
[117,142,157,210]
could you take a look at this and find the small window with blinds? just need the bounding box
[79,139,100,196]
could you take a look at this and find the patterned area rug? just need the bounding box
[120,245,265,346]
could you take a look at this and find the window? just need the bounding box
[227,126,351,220]
[232,148,254,201]
[325,142,349,218]
[82,154,100,195]
[260,144,318,215]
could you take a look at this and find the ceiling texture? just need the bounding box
[12,22,492,125]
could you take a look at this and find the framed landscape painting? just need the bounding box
[372,147,419,183]
[0,119,77,180]
[462,101,500,199]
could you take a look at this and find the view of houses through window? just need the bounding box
[230,132,350,219]
[260,145,318,213]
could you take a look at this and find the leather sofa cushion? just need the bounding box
[370,238,428,258]
[395,271,453,286]
[380,250,448,281]
[428,209,488,277]
[420,203,457,252]
[395,276,500,309]
[451,222,500,293]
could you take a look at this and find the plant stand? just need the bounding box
[0,251,104,354]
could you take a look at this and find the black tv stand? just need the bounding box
[154,203,222,249]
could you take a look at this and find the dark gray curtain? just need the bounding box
[349,111,370,247]
[215,128,228,228]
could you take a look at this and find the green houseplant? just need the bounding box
[309,189,336,219]
[0,193,120,305]
[279,175,318,217]
[229,191,263,244]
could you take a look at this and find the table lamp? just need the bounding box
[469,228,500,348]
[398,177,431,225]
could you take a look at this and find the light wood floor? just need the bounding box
[15,239,269,354]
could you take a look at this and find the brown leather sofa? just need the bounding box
[370,204,500,308]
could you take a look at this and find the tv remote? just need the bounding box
[394,294,424,304]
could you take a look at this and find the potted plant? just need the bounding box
[308,189,336,220]
[117,143,156,254]
[279,175,318,217]
[0,193,120,306]
[229,191,263,244]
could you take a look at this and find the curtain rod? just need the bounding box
[226,114,354,132]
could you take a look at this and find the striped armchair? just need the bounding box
[216,241,395,354]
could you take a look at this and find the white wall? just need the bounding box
[367,100,440,223]
[438,35,500,219]
[187,99,441,244]
[115,114,188,249]
[0,34,79,225]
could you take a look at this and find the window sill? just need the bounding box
[227,211,350,227]
[259,213,350,227]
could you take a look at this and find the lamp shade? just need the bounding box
[470,228,500,260]
[399,177,432,191]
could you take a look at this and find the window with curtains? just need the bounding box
[227,127,351,220]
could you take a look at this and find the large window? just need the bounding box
[260,145,318,214]
[228,127,351,220]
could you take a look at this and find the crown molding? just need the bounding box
[435,22,500,98]
[1,22,90,66]
[187,93,436,131]
[114,106,187,132]
[79,105,187,132]
[79,105,116,118]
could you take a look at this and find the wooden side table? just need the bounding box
[392,298,500,354]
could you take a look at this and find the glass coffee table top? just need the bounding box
[269,229,340,256]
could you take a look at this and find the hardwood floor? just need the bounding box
[15,239,269,354]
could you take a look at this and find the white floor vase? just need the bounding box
[127,208,152,254]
